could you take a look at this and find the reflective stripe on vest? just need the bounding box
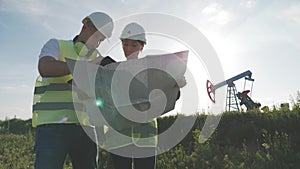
[33,102,84,111]
[34,83,72,94]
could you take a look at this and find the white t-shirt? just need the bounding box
[39,39,66,60]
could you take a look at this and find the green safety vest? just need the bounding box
[104,119,158,149]
[32,39,97,127]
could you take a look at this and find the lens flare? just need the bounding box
[96,97,104,108]
[59,117,68,123]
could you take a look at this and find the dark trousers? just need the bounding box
[110,144,156,169]
[34,124,98,169]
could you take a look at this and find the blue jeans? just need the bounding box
[34,124,98,169]
[110,144,156,169]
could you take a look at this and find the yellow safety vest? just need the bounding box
[104,119,158,150]
[32,39,97,127]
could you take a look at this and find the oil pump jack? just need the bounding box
[206,70,261,111]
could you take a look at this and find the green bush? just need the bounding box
[0,134,34,169]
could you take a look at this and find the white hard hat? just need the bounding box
[120,22,146,44]
[83,12,114,38]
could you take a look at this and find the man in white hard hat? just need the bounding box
[32,12,113,169]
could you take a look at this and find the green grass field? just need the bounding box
[1,100,300,169]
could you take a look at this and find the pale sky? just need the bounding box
[0,0,299,120]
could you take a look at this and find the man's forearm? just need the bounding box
[38,56,71,77]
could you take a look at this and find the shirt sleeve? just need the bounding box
[38,39,60,60]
